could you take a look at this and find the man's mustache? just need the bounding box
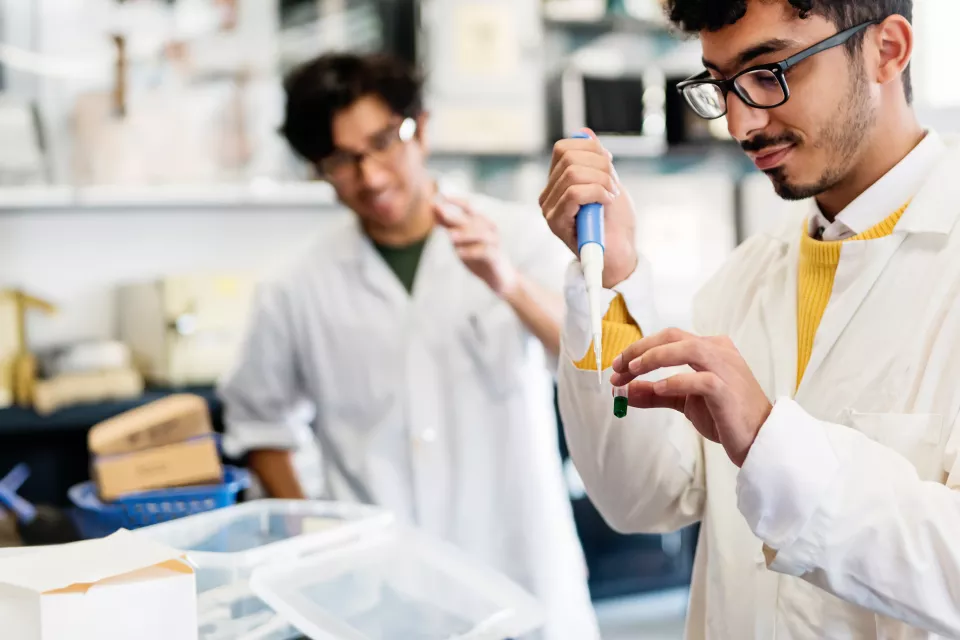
[740,133,801,153]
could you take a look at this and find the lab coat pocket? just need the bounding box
[458,305,524,400]
[842,411,945,482]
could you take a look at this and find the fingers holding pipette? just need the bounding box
[538,133,638,288]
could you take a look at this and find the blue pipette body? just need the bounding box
[571,132,606,254]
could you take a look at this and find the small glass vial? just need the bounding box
[613,386,628,419]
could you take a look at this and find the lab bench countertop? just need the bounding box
[0,386,222,435]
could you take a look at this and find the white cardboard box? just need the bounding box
[0,529,198,640]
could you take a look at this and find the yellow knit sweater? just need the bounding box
[574,204,910,379]
[574,294,643,371]
[795,204,908,387]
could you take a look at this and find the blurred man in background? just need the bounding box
[219,53,599,639]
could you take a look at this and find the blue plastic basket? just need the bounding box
[68,466,251,539]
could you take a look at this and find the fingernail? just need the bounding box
[654,380,667,394]
[612,184,621,197]
[613,354,622,371]
[628,356,643,374]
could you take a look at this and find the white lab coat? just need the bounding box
[559,138,960,639]
[220,189,600,640]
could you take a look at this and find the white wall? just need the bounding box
[0,204,345,349]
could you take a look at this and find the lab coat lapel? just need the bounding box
[351,220,412,310]
[412,225,462,320]
[797,140,960,395]
[797,232,905,395]
[761,222,800,400]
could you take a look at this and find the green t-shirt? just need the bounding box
[373,238,428,294]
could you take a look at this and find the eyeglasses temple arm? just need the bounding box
[781,19,881,71]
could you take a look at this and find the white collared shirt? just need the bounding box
[808,131,947,240]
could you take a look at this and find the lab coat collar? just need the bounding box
[806,130,946,241]
[765,133,960,245]
[344,208,461,308]
[895,135,960,236]
[350,217,410,307]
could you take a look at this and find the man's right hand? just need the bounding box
[538,130,639,289]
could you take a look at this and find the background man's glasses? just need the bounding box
[320,117,418,182]
[677,20,880,120]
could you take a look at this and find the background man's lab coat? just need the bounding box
[558,138,960,639]
[219,190,600,640]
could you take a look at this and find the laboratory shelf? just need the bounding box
[0,386,223,508]
[0,386,220,435]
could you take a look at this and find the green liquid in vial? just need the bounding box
[613,396,628,419]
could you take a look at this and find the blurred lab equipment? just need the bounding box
[0,463,80,546]
[0,294,16,410]
[0,289,57,410]
[119,273,257,387]
[572,131,606,383]
[543,0,606,22]
[32,368,145,416]
[420,0,546,153]
[28,340,144,415]
[558,33,666,157]
[0,99,50,186]
[38,340,133,378]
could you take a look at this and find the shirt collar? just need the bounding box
[807,130,947,240]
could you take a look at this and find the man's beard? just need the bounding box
[748,68,876,201]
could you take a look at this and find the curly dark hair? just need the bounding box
[280,53,424,163]
[666,0,913,102]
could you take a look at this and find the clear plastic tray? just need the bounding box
[136,500,393,640]
[136,500,393,592]
[250,527,544,640]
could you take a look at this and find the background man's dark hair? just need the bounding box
[665,0,913,102]
[280,53,424,163]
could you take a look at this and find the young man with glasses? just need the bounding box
[543,0,960,636]
[219,53,600,639]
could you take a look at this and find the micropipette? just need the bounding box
[571,131,605,386]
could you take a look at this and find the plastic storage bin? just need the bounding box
[136,499,394,592]
[137,500,394,640]
[250,527,545,640]
[68,466,250,539]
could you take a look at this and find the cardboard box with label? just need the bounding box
[88,394,223,501]
[94,435,223,501]
[0,529,198,640]
[89,393,212,455]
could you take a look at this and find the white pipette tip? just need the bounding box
[580,242,605,390]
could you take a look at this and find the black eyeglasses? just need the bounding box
[677,20,880,120]
[319,117,418,183]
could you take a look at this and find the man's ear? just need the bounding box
[415,111,430,153]
[871,14,913,93]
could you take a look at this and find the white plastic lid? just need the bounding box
[250,527,544,640]
[136,500,394,568]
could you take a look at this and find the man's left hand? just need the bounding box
[434,196,519,298]
[609,329,773,468]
